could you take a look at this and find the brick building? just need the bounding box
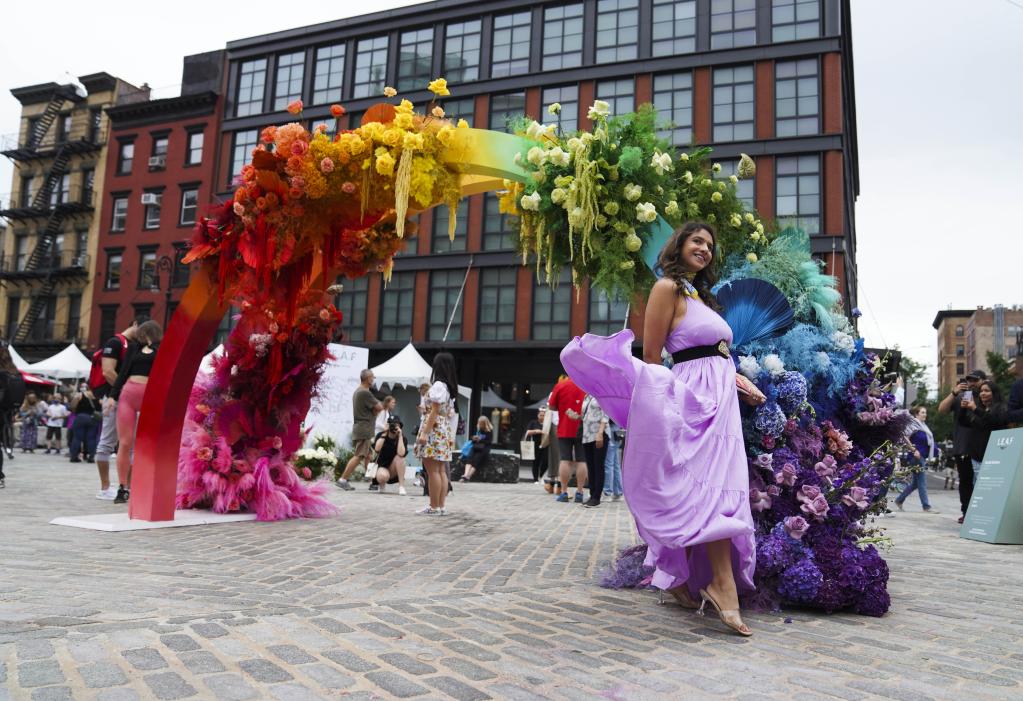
[90,52,225,348]
[933,305,1023,391]
[0,73,142,360]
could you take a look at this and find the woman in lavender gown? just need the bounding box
[561,222,765,636]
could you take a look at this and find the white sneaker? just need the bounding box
[96,486,118,500]
[398,486,407,496]
[416,505,438,515]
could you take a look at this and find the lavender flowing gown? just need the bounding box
[561,296,756,596]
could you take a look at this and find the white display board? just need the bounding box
[304,344,369,447]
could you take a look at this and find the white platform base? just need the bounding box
[50,509,259,532]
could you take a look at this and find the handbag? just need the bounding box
[519,439,535,461]
[365,461,379,481]
[460,439,474,458]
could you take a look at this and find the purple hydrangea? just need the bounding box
[753,402,787,438]
[756,533,801,576]
[853,582,891,617]
[776,371,808,414]
[778,557,824,604]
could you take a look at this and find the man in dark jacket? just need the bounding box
[938,369,987,522]
[1008,354,1023,424]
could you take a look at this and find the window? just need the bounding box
[212,306,239,348]
[111,196,128,232]
[711,0,757,49]
[956,344,965,357]
[589,289,630,335]
[776,154,820,235]
[274,52,305,111]
[4,298,19,340]
[133,303,154,322]
[652,0,697,56]
[50,173,70,207]
[712,65,755,142]
[75,229,88,259]
[180,188,199,226]
[353,35,389,98]
[57,113,72,142]
[236,58,267,117]
[478,268,517,341]
[955,324,964,337]
[716,159,755,209]
[379,271,415,341]
[335,275,369,342]
[532,271,571,341]
[492,12,532,78]
[14,236,28,271]
[138,249,158,289]
[428,270,465,341]
[230,130,258,185]
[173,245,191,287]
[772,0,821,42]
[143,191,162,229]
[81,168,95,204]
[653,72,693,146]
[443,20,481,84]
[482,193,516,251]
[543,4,584,70]
[596,78,635,118]
[99,306,118,345]
[117,141,134,175]
[186,129,204,165]
[67,295,82,341]
[89,108,102,142]
[596,0,639,63]
[489,92,526,133]
[19,175,33,208]
[542,85,579,131]
[105,252,123,290]
[398,28,434,91]
[432,200,468,253]
[312,44,346,104]
[442,98,475,126]
[776,59,819,137]
[955,362,965,377]
[151,134,169,156]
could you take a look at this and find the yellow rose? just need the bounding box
[375,149,396,177]
[428,78,450,96]
[403,132,424,151]
[394,112,414,129]
[746,252,758,263]
[381,129,401,147]
[383,86,397,97]
[457,119,469,129]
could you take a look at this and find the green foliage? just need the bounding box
[985,351,1015,399]
[334,446,353,481]
[899,354,930,404]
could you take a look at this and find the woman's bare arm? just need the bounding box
[643,279,684,364]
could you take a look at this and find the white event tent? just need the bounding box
[23,343,92,380]
[8,345,30,371]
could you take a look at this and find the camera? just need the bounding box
[386,415,403,431]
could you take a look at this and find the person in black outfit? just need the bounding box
[525,407,547,484]
[960,380,1009,487]
[372,415,408,495]
[459,416,493,482]
[0,344,26,488]
[938,369,986,523]
[1008,354,1023,424]
[69,384,102,463]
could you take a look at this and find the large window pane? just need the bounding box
[716,159,754,209]
[379,271,415,341]
[775,58,819,137]
[313,44,345,104]
[772,0,821,42]
[398,28,434,91]
[478,268,517,341]
[353,35,389,98]
[336,275,369,343]
[441,97,475,126]
[273,52,305,111]
[543,4,584,71]
[444,20,482,84]
[595,0,639,63]
[489,92,526,133]
[652,0,696,56]
[428,269,465,341]
[482,192,516,251]
[776,154,820,235]
[589,289,630,335]
[532,271,571,341]
[492,12,531,78]
[711,0,757,49]
[236,58,267,117]
[230,130,258,186]
[596,78,635,118]
[432,200,468,253]
[653,72,693,146]
[542,85,579,131]
[712,65,754,142]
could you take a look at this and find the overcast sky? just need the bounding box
[2,0,1020,388]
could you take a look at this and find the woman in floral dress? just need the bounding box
[416,352,459,515]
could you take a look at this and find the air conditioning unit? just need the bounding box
[140,192,162,206]
[148,155,166,168]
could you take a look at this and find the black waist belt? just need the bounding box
[671,339,731,364]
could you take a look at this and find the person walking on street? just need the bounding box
[938,369,986,523]
[459,416,493,482]
[580,395,610,508]
[69,384,102,463]
[603,419,624,501]
[416,352,459,515]
[336,369,383,491]
[92,315,143,500]
[548,375,587,503]
[894,405,938,513]
[110,320,163,505]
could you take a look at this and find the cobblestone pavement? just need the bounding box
[1,452,1021,700]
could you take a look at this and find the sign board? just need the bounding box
[303,344,369,448]
[960,428,1023,544]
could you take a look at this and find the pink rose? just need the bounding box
[754,453,773,470]
[842,486,869,510]
[783,516,810,539]
[775,463,798,487]
[767,484,780,497]
[286,99,304,115]
[800,495,830,521]
[341,181,356,194]
[320,157,334,173]
[749,488,772,512]
[796,484,821,504]
[301,467,313,480]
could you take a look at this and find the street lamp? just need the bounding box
[151,255,174,328]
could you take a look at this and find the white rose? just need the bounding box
[587,100,611,120]
[679,152,689,162]
[526,147,546,167]
[762,353,785,377]
[625,232,643,252]
[568,206,584,227]
[665,200,679,216]
[635,202,657,223]
[525,120,544,140]
[684,171,694,185]
[738,355,761,380]
[550,187,567,204]
[650,151,673,176]
[712,162,722,172]
[547,146,571,167]
[624,184,642,201]
[520,191,542,211]
[729,175,739,184]
[744,212,755,224]
[567,137,582,151]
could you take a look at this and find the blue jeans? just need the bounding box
[603,440,623,496]
[895,465,931,510]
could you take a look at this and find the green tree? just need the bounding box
[986,351,1014,399]
[899,354,930,405]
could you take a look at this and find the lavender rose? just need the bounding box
[783,516,810,539]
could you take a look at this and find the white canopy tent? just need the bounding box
[370,342,470,399]
[8,345,30,371]
[24,343,92,380]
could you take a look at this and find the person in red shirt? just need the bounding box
[548,375,587,503]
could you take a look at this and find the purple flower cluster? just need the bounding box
[753,402,787,438]
[775,371,808,414]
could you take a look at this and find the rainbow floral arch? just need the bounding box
[168,80,902,616]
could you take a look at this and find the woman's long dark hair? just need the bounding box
[431,351,458,401]
[656,221,721,312]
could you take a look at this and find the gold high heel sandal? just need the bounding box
[697,588,752,637]
[657,585,700,610]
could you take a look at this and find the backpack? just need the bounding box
[0,372,26,412]
[88,333,128,390]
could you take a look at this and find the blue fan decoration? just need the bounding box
[715,278,794,348]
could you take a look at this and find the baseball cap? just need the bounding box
[966,369,987,380]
